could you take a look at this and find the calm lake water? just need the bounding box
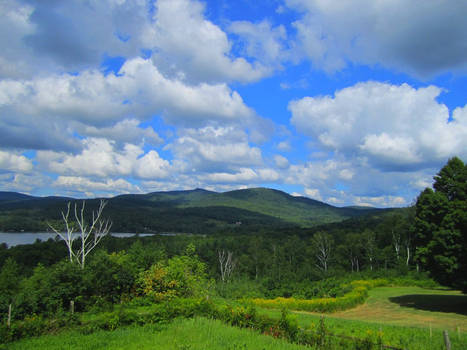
[0,232,156,247]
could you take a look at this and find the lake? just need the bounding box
[0,232,156,247]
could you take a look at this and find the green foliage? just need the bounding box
[84,250,136,305]
[137,251,211,301]
[413,157,467,292]
[0,258,20,316]
[14,261,85,318]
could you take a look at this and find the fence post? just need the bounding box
[7,304,11,328]
[70,300,74,315]
[430,323,432,338]
[443,330,451,350]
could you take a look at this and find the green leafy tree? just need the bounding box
[413,157,467,292]
[0,258,20,318]
[15,261,84,317]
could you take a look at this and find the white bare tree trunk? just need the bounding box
[312,232,332,272]
[392,229,401,261]
[218,249,236,283]
[48,200,111,269]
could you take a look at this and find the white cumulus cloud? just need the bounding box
[143,0,269,83]
[289,81,467,171]
[0,151,33,172]
[168,126,263,172]
[37,138,170,180]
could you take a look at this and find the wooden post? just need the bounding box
[443,330,451,350]
[429,323,432,338]
[7,304,11,328]
[378,326,383,350]
[70,300,74,315]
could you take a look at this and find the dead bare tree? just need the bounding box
[311,232,333,272]
[218,249,236,283]
[48,200,112,269]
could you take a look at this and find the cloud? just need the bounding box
[0,151,33,172]
[168,126,263,172]
[76,119,163,146]
[0,0,36,78]
[37,138,170,180]
[0,0,148,79]
[304,188,322,201]
[286,0,467,77]
[274,155,290,169]
[53,176,142,196]
[0,57,256,152]
[0,172,48,193]
[1,0,270,84]
[199,167,279,185]
[289,81,467,171]
[277,141,292,152]
[284,156,434,207]
[143,0,269,83]
[229,19,288,67]
[0,57,254,125]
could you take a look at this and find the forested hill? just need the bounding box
[0,187,390,233]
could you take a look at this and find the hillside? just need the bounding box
[0,187,388,233]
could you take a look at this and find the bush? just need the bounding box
[84,251,137,304]
[14,262,85,318]
[251,279,388,313]
[137,253,211,301]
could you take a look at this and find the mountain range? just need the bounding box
[0,188,389,233]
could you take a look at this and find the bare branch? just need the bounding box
[50,199,111,268]
[218,249,236,283]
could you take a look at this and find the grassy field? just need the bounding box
[331,286,466,331]
[5,287,466,350]
[259,286,467,350]
[5,317,310,350]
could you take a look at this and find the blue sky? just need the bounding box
[0,0,466,207]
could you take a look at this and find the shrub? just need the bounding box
[137,254,211,301]
[251,279,388,313]
[14,261,85,318]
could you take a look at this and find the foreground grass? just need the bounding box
[6,317,309,350]
[259,286,467,350]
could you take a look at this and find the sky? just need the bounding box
[0,0,466,207]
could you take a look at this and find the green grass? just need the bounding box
[257,286,467,350]
[6,287,466,350]
[6,317,309,350]
[330,286,467,330]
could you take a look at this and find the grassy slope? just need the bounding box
[260,286,467,350]
[331,286,467,330]
[8,317,309,350]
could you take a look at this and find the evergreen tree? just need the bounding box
[413,157,467,292]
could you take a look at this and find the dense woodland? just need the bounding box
[0,157,465,347]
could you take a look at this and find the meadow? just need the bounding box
[4,285,466,350]
[259,286,467,350]
[4,317,310,350]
